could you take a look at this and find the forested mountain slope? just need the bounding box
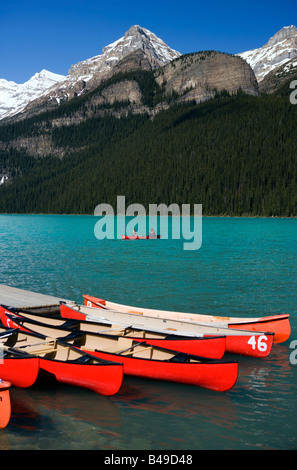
[0,86,296,217]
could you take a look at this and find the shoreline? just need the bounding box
[0,213,297,219]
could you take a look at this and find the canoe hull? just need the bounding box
[81,348,238,392]
[121,235,161,240]
[38,357,123,396]
[224,334,272,357]
[84,295,290,343]
[0,356,40,388]
[0,381,11,429]
[127,336,226,359]
[227,318,291,344]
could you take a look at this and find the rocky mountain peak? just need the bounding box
[265,25,297,47]
[50,25,181,106]
[68,24,180,78]
[238,24,297,82]
[101,25,181,66]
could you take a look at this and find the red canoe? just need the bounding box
[38,348,123,396]
[58,302,274,358]
[83,295,290,344]
[121,235,161,240]
[0,328,40,388]
[0,356,39,388]
[0,313,123,396]
[0,380,11,429]
[83,347,238,392]
[0,305,226,359]
[1,308,238,392]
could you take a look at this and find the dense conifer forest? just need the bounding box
[0,74,296,217]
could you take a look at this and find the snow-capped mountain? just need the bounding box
[238,25,297,82]
[34,25,181,110]
[0,25,181,121]
[68,25,181,80]
[1,24,296,122]
[0,70,65,120]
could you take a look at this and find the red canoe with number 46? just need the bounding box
[59,302,275,358]
[83,295,290,344]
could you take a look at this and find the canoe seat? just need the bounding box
[60,330,86,342]
[61,320,80,329]
[115,337,134,353]
[71,355,92,364]
[168,352,190,363]
[131,345,153,359]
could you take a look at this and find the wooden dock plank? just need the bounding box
[0,284,73,309]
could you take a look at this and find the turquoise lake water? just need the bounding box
[0,214,296,450]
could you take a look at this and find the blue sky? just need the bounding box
[1,0,296,83]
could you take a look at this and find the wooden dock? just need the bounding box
[0,284,74,312]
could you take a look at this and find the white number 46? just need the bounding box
[248,335,268,352]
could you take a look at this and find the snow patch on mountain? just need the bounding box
[238,25,297,82]
[0,70,65,120]
[0,175,8,185]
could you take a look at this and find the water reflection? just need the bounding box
[5,383,122,450]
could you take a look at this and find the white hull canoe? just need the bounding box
[60,302,274,358]
[83,295,290,344]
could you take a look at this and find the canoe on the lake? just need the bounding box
[59,302,274,358]
[0,327,40,388]
[0,313,123,396]
[83,295,290,344]
[0,305,226,359]
[121,235,161,240]
[1,306,238,392]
